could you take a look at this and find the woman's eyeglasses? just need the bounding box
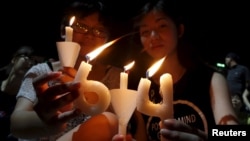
[72,22,109,38]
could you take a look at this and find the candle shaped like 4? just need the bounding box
[137,56,173,119]
[65,16,75,42]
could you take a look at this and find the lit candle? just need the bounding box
[110,61,136,139]
[137,56,173,141]
[65,16,75,42]
[120,61,135,89]
[137,56,173,119]
[73,39,120,116]
[74,61,111,116]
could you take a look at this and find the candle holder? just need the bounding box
[56,41,80,68]
[110,89,137,138]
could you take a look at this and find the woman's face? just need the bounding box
[72,12,109,57]
[12,55,39,75]
[139,10,180,60]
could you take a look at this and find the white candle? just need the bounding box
[73,61,111,116]
[137,73,173,141]
[159,73,173,119]
[120,61,135,89]
[137,77,154,113]
[65,27,73,42]
[120,72,128,89]
[65,16,75,42]
[137,75,173,119]
[136,56,173,119]
[74,61,92,82]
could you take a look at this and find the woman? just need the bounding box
[0,46,42,141]
[115,0,238,140]
[10,1,121,141]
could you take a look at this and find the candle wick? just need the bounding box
[125,70,130,74]
[146,71,149,79]
[85,55,90,63]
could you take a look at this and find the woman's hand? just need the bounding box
[160,119,208,141]
[60,67,77,82]
[112,134,134,141]
[33,72,81,132]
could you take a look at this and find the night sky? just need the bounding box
[1,0,249,68]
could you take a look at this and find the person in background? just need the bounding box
[0,45,43,141]
[231,94,249,124]
[10,0,122,141]
[225,52,250,123]
[243,88,250,119]
[225,52,250,98]
[113,0,238,140]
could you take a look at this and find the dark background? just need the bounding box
[1,0,249,68]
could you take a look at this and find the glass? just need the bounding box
[72,22,108,38]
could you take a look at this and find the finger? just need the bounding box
[33,72,62,91]
[62,67,77,78]
[112,134,125,141]
[160,128,205,141]
[57,108,82,123]
[45,109,81,125]
[112,134,134,141]
[43,82,81,100]
[48,90,80,113]
[162,119,207,140]
[34,90,80,121]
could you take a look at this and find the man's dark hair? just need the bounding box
[226,52,240,62]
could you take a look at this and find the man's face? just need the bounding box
[225,57,232,67]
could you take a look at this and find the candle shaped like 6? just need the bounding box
[73,61,110,116]
[73,39,119,116]
[137,56,173,120]
[65,16,75,42]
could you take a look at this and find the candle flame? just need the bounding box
[85,38,119,62]
[85,31,138,62]
[146,56,166,78]
[69,16,75,26]
[124,61,135,71]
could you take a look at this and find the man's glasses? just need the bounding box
[72,22,108,38]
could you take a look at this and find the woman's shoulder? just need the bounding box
[26,62,53,76]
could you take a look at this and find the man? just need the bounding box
[225,52,250,124]
[225,52,250,97]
